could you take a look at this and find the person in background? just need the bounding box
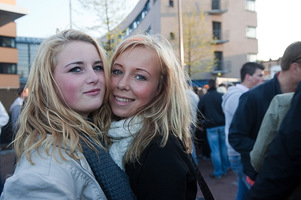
[229,41,301,187]
[195,87,211,160]
[0,29,134,200]
[250,92,294,172]
[9,86,28,134]
[244,81,301,200]
[107,34,197,200]
[222,62,265,200]
[0,101,9,192]
[187,85,200,165]
[197,78,229,179]
[0,101,9,137]
[217,83,227,94]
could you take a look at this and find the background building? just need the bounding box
[109,0,258,84]
[0,0,27,110]
[16,36,44,85]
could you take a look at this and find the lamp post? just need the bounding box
[177,0,184,69]
[69,0,72,28]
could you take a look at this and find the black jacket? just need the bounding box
[197,87,225,128]
[245,81,301,200]
[125,134,197,200]
[229,74,282,180]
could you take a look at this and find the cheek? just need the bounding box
[57,80,78,104]
[137,85,158,105]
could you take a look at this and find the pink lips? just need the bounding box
[84,88,100,96]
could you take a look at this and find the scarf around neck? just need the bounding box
[108,117,143,170]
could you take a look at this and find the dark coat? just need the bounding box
[229,74,282,180]
[197,87,225,128]
[125,134,197,200]
[245,81,301,200]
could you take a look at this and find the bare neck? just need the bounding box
[278,71,298,93]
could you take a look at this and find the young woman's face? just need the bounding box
[53,41,106,117]
[110,46,161,118]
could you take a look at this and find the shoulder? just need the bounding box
[137,135,192,171]
[273,92,294,106]
[13,145,94,188]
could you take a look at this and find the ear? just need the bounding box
[290,62,299,75]
[245,73,252,81]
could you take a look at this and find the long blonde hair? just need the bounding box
[14,29,111,164]
[110,34,193,163]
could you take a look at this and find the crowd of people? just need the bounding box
[0,29,300,200]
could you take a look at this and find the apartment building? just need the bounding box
[110,0,258,81]
[0,0,27,109]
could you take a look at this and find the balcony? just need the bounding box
[207,0,228,15]
[212,30,229,44]
[212,60,231,74]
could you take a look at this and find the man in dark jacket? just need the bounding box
[229,41,301,186]
[244,81,301,200]
[198,78,229,178]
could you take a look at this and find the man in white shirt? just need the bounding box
[221,62,264,200]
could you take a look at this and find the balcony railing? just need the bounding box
[212,30,229,44]
[207,0,228,15]
[212,60,231,74]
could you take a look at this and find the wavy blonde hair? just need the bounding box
[110,34,193,163]
[14,29,111,164]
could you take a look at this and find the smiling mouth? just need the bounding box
[115,96,134,102]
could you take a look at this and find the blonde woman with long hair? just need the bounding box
[1,29,134,200]
[107,34,197,200]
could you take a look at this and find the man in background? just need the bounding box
[229,41,301,187]
[222,62,264,200]
[197,78,229,179]
[9,87,28,134]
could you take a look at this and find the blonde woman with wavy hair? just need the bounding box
[108,34,197,199]
[1,29,134,200]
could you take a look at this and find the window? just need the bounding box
[213,22,222,40]
[247,53,257,62]
[245,0,256,12]
[212,0,220,10]
[122,0,150,38]
[169,0,174,7]
[246,26,256,38]
[0,63,17,74]
[0,36,16,48]
[214,51,223,71]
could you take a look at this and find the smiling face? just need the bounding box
[110,46,161,118]
[53,41,106,117]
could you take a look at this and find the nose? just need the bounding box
[116,75,130,91]
[87,68,99,84]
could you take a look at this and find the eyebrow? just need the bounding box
[113,62,152,76]
[65,60,103,68]
[65,61,83,68]
[136,67,152,77]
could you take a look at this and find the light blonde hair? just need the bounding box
[14,29,111,164]
[110,34,193,163]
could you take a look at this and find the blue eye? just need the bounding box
[69,67,82,73]
[135,75,146,81]
[112,69,122,75]
[94,65,103,71]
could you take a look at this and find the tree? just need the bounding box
[74,0,130,54]
[171,8,215,77]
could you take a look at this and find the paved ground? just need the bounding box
[196,158,237,200]
[0,148,238,200]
